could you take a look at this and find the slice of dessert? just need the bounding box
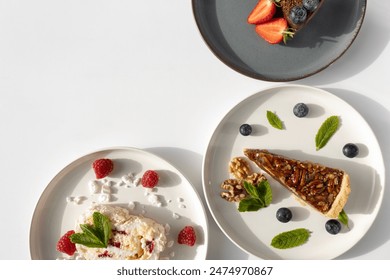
[244,149,350,218]
[247,0,324,44]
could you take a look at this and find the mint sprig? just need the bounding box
[238,180,272,212]
[271,228,311,249]
[315,116,339,150]
[70,212,111,248]
[266,111,284,130]
[338,209,349,229]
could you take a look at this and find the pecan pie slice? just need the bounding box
[244,149,350,218]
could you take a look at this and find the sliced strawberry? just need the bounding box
[255,18,294,44]
[247,0,277,24]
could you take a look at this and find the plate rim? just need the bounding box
[201,84,385,259]
[191,0,367,82]
[30,146,209,260]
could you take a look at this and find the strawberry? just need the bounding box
[92,158,114,179]
[56,230,76,256]
[177,226,196,246]
[141,170,159,188]
[247,0,279,24]
[255,18,294,44]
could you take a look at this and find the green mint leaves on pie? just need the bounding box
[315,115,339,150]
[271,228,311,249]
[266,111,284,130]
[70,212,111,248]
[238,180,272,212]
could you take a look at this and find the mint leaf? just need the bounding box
[243,181,260,199]
[238,180,272,212]
[271,228,311,249]
[267,111,284,130]
[70,231,105,248]
[257,180,272,207]
[338,209,349,229]
[238,197,265,212]
[93,211,111,246]
[315,116,339,150]
[70,212,111,248]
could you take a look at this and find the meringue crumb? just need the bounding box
[167,240,174,248]
[128,201,136,210]
[172,213,180,219]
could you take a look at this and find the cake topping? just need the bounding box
[70,211,111,248]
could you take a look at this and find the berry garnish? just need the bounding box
[239,124,252,136]
[178,226,196,246]
[303,0,320,12]
[276,207,292,223]
[141,170,159,188]
[92,158,114,179]
[247,0,278,24]
[255,18,295,44]
[342,143,359,158]
[293,103,309,118]
[289,6,307,24]
[56,230,76,256]
[325,219,342,235]
[146,240,155,253]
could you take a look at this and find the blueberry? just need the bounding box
[239,124,252,136]
[293,103,309,118]
[342,143,359,158]
[303,0,320,12]
[325,219,342,235]
[289,6,307,24]
[276,207,293,223]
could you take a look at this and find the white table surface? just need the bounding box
[0,0,389,260]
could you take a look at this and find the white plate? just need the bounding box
[30,147,208,260]
[202,84,385,259]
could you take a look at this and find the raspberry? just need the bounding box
[141,170,159,188]
[177,226,196,246]
[92,158,114,179]
[56,230,76,256]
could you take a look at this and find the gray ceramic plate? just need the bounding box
[192,0,367,81]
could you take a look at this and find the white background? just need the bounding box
[0,0,389,260]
